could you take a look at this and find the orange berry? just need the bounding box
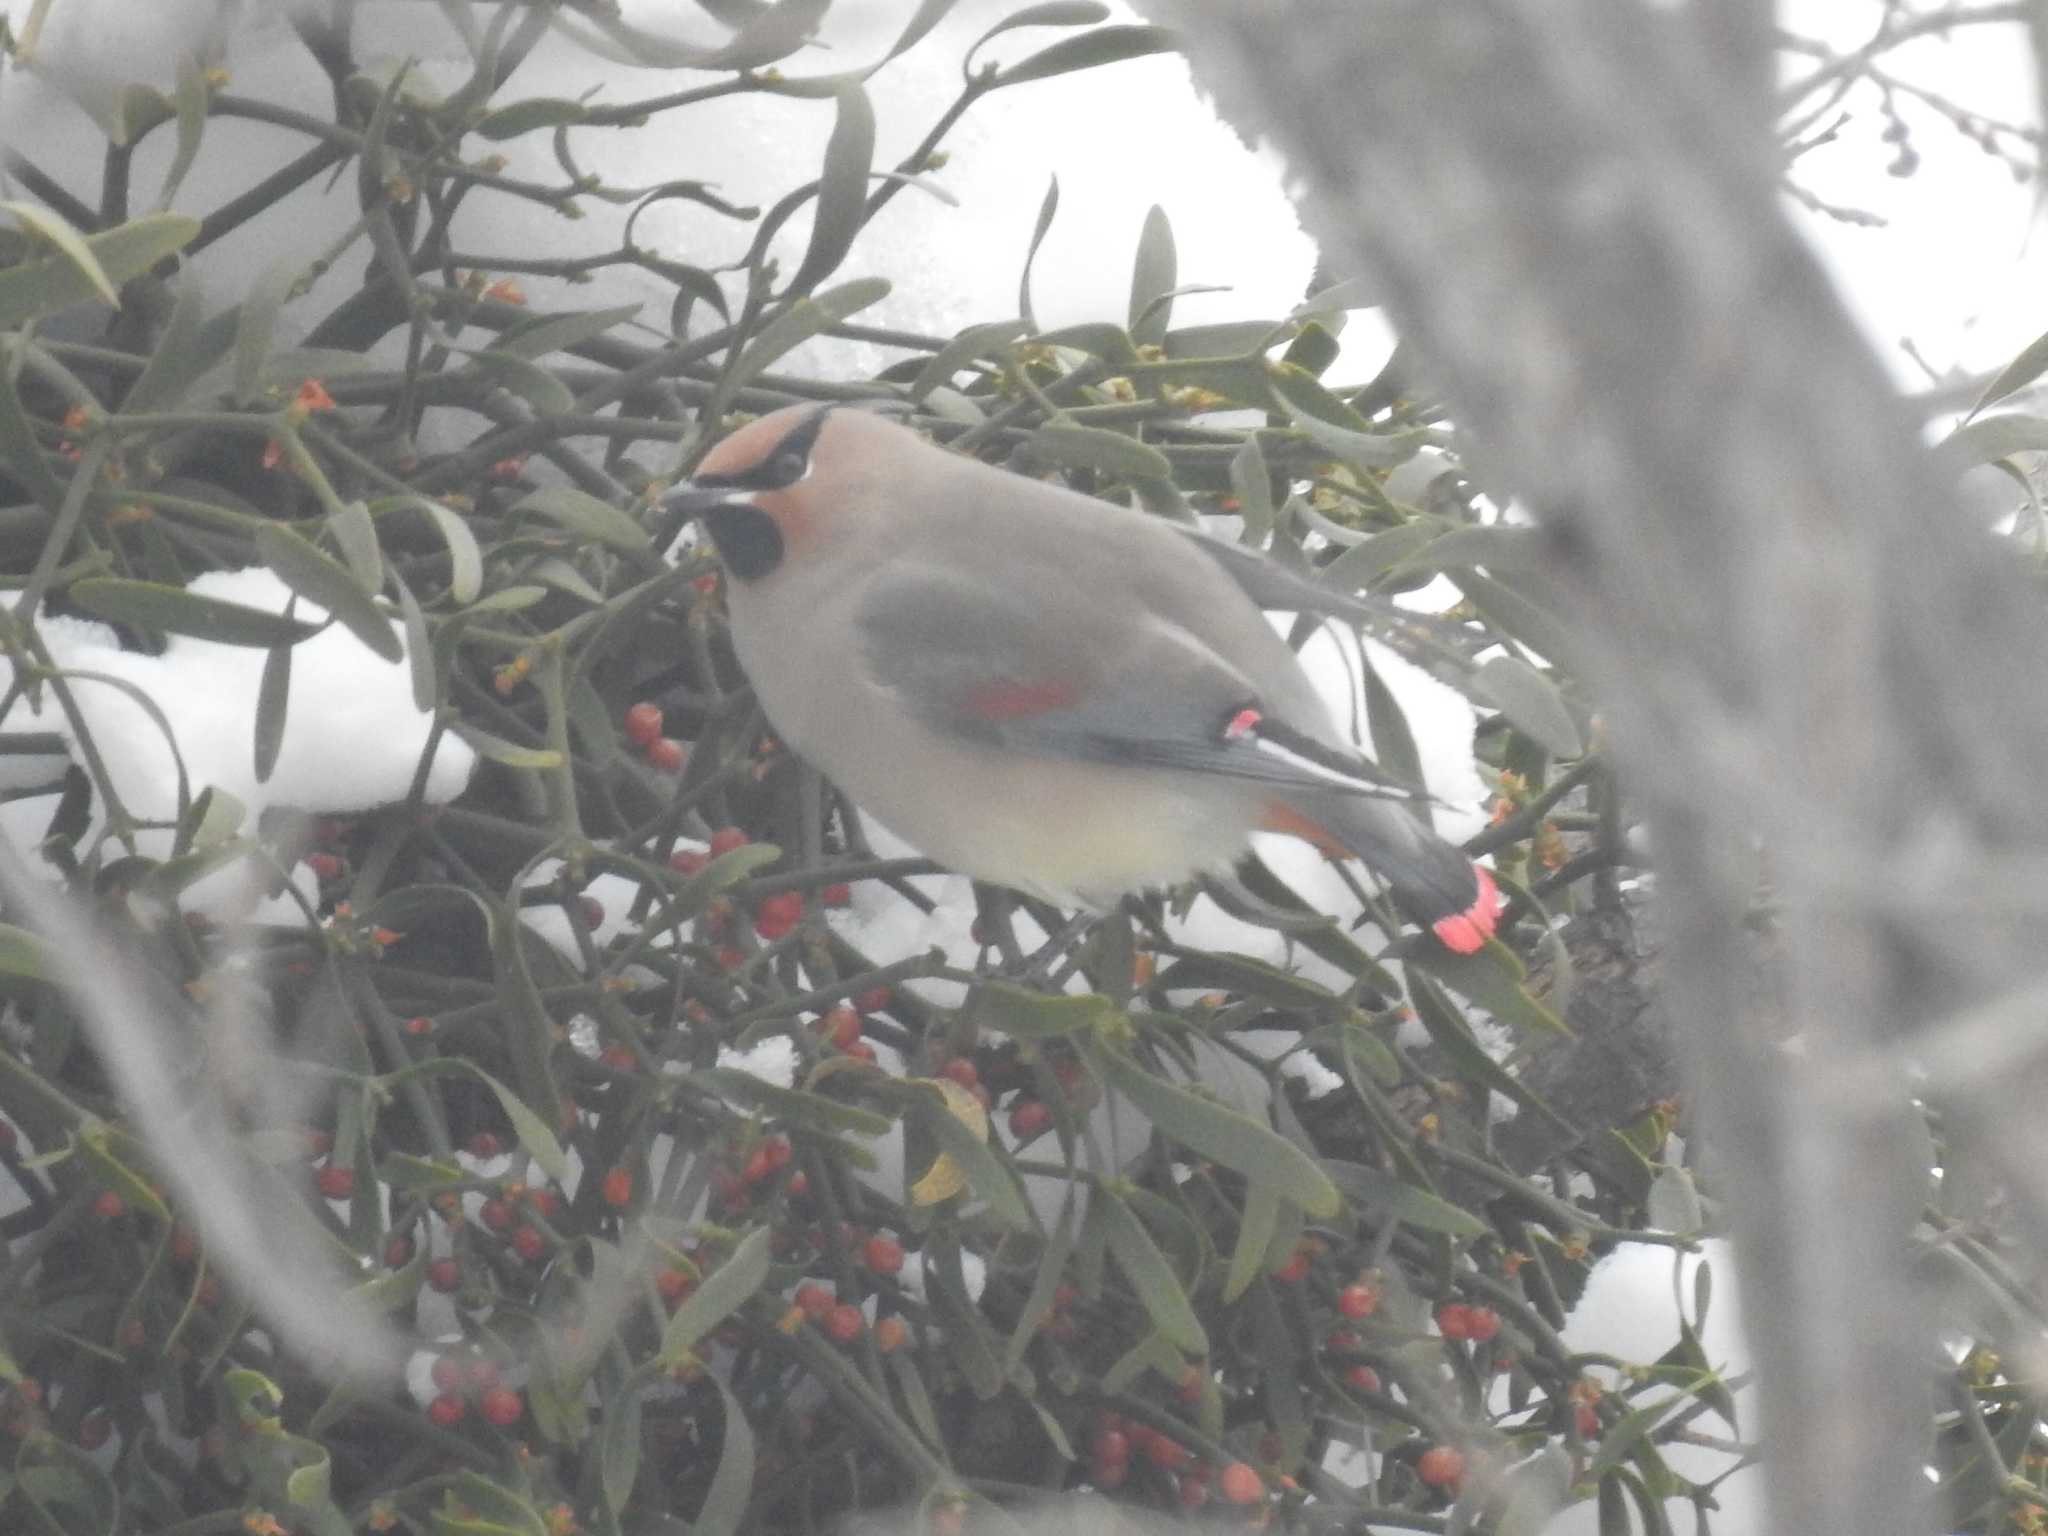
[874,1316,908,1353]
[1337,1282,1378,1320]
[937,1057,980,1090]
[1145,1433,1188,1471]
[601,1167,633,1207]
[794,1283,834,1317]
[427,1393,466,1427]
[1417,1445,1465,1490]
[479,1387,524,1426]
[1008,1099,1051,1139]
[864,1233,906,1275]
[819,1007,862,1050]
[754,891,804,940]
[623,702,664,747]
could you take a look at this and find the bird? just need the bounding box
[666,402,1500,953]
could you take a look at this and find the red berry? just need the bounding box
[864,1234,905,1276]
[819,881,852,907]
[1273,1248,1309,1283]
[384,1234,414,1268]
[602,1167,633,1207]
[404,1015,433,1036]
[1437,1303,1474,1341]
[465,1358,502,1394]
[707,826,749,857]
[1219,1462,1264,1505]
[431,1355,465,1394]
[794,1282,835,1317]
[786,1170,810,1198]
[1175,1363,1204,1404]
[511,1225,547,1261]
[92,1190,125,1220]
[647,737,687,774]
[623,702,664,748]
[819,1006,862,1050]
[427,1393,466,1427]
[1464,1305,1502,1342]
[527,1187,563,1219]
[823,1303,863,1343]
[1145,1434,1188,1471]
[467,1132,504,1160]
[754,891,805,940]
[479,1387,524,1426]
[1345,1364,1382,1394]
[1417,1445,1465,1490]
[315,1163,355,1199]
[1091,1428,1130,1468]
[579,895,605,929]
[936,1057,980,1090]
[715,945,746,972]
[1338,1282,1379,1320]
[0,1119,15,1153]
[874,1316,908,1353]
[854,985,892,1015]
[1575,1401,1601,1439]
[1094,1456,1128,1489]
[657,1268,694,1307]
[670,848,709,878]
[1008,1099,1052,1139]
[599,1044,638,1073]
[1325,1328,1361,1354]
[480,1197,515,1232]
[305,850,344,881]
[427,1258,462,1293]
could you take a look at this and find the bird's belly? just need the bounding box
[852,747,1259,905]
[778,699,1253,904]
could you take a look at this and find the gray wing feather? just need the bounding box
[855,566,1413,796]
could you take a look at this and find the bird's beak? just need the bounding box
[662,484,741,520]
[654,483,742,556]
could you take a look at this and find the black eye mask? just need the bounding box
[701,502,784,581]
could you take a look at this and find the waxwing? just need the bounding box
[667,403,1500,952]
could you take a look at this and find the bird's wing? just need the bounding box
[854,564,1419,800]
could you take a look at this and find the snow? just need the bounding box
[0,568,473,918]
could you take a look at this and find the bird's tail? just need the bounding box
[1262,794,1500,953]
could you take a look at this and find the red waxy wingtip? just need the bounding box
[1431,864,1501,954]
[967,679,1078,720]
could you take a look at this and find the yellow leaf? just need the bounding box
[907,1077,988,1207]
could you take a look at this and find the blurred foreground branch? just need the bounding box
[1143,3,2048,1534]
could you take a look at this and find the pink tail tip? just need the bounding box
[1431,865,1501,954]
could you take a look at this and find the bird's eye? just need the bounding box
[770,449,808,485]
